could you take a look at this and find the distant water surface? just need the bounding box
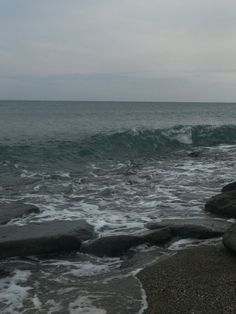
[0,101,236,141]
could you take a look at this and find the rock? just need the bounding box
[223,224,236,253]
[81,235,145,257]
[0,267,11,278]
[142,227,172,245]
[0,202,40,224]
[188,151,201,158]
[81,229,172,258]
[145,218,232,239]
[205,190,236,218]
[222,181,236,193]
[0,220,96,258]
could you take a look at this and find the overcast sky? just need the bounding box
[0,0,236,101]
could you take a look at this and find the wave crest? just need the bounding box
[1,125,236,163]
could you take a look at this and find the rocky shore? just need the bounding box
[1,180,236,313]
[137,180,236,314]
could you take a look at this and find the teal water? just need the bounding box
[1,101,236,164]
[1,101,236,141]
[1,100,236,226]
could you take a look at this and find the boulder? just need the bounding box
[145,218,232,239]
[142,227,172,245]
[0,220,95,258]
[81,228,172,258]
[81,235,145,257]
[223,224,236,253]
[222,181,236,193]
[0,202,40,224]
[205,190,236,218]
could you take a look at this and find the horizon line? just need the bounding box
[1,99,236,104]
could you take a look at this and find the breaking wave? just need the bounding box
[1,125,236,164]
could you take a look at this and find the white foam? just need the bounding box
[43,260,115,277]
[0,270,32,314]
[45,299,63,314]
[168,237,221,251]
[32,295,42,310]
[136,276,148,314]
[68,296,106,314]
[8,148,236,237]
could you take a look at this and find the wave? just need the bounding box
[1,125,236,164]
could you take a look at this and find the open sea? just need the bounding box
[0,100,236,313]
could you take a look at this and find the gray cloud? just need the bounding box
[0,0,236,101]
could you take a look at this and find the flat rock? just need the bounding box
[0,202,40,224]
[205,190,236,218]
[138,245,236,314]
[142,227,172,245]
[81,235,145,257]
[223,224,236,253]
[145,218,232,239]
[0,220,96,258]
[222,181,236,193]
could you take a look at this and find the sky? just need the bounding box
[0,0,236,102]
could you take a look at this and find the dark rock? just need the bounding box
[145,218,232,239]
[223,224,236,253]
[188,151,201,158]
[205,190,236,218]
[0,220,96,258]
[81,235,145,257]
[222,181,236,193]
[142,227,172,245]
[0,267,11,278]
[0,202,40,224]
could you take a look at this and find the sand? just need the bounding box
[138,245,236,314]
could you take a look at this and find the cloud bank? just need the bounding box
[0,0,236,101]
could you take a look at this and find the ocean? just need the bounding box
[0,100,236,313]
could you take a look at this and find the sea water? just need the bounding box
[0,101,236,313]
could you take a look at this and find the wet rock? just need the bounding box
[205,190,236,218]
[222,181,236,193]
[81,235,145,257]
[142,227,172,245]
[0,220,96,258]
[81,228,172,258]
[223,224,236,253]
[0,202,40,224]
[145,218,232,239]
[0,267,11,278]
[188,151,201,158]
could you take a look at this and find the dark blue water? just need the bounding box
[1,101,236,142]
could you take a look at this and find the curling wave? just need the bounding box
[1,125,236,164]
